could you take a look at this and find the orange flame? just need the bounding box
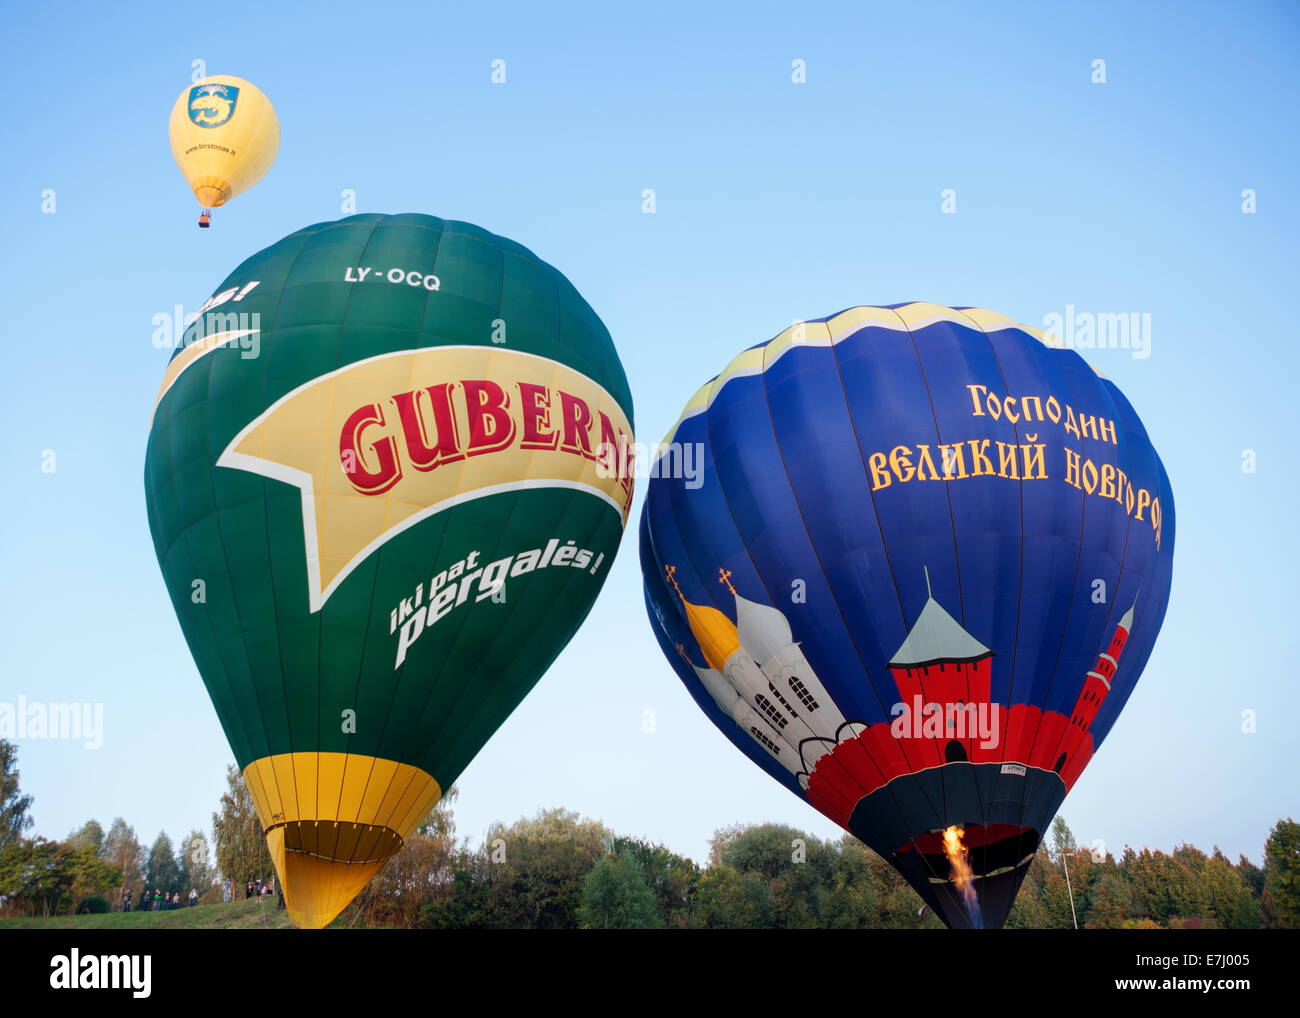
[941,825,981,925]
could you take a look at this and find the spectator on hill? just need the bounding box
[122,889,131,912]
[153,888,161,912]
[223,878,231,904]
[245,879,254,899]
[189,887,198,907]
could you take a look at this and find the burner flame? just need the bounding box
[941,825,983,928]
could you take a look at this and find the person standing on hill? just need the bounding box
[189,887,198,907]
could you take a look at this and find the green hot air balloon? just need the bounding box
[144,213,635,927]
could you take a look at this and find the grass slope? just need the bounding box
[0,897,301,930]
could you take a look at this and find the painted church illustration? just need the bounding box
[667,563,1137,820]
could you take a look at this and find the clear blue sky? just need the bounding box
[1,0,1296,866]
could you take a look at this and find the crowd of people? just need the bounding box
[120,876,285,912]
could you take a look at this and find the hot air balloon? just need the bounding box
[144,213,635,927]
[168,75,279,228]
[640,302,1173,929]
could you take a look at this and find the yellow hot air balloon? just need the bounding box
[168,75,279,228]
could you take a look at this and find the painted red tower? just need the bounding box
[1057,599,1137,780]
[886,569,995,764]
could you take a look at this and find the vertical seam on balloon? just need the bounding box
[341,217,450,802]
[263,217,358,848]
[820,307,956,816]
[651,453,839,802]
[751,325,939,831]
[1001,345,1090,834]
[148,405,254,765]
[319,215,398,849]
[389,229,534,778]
[383,226,532,783]
[891,311,978,827]
[1036,374,1143,785]
[946,308,1025,833]
[653,388,862,803]
[195,225,319,786]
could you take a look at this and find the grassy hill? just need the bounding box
[0,897,303,930]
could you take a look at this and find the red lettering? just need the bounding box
[518,382,559,450]
[559,391,596,460]
[392,383,463,471]
[462,379,516,455]
[340,402,401,494]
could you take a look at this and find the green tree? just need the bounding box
[1201,850,1246,929]
[66,819,105,855]
[611,836,698,927]
[1237,853,1265,897]
[823,839,879,928]
[425,807,611,929]
[1262,818,1300,929]
[0,837,120,916]
[177,828,214,899]
[0,741,34,848]
[144,833,181,895]
[102,818,144,907]
[1050,815,1076,859]
[712,823,834,928]
[212,764,273,886]
[687,864,774,928]
[578,850,662,929]
[1083,873,1133,928]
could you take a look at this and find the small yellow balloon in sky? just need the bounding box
[168,75,279,228]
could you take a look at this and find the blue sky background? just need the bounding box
[1,0,1296,866]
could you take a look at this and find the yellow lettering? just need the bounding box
[1046,396,1062,424]
[1099,418,1117,444]
[1099,463,1116,499]
[889,445,915,484]
[966,384,988,416]
[1021,396,1043,422]
[869,451,892,491]
[914,444,942,481]
[1135,487,1150,522]
[1021,442,1047,479]
[939,443,967,479]
[1003,396,1020,423]
[1081,457,1098,494]
[968,439,994,477]
[1064,406,1082,441]
[997,441,1021,479]
[1064,448,1082,489]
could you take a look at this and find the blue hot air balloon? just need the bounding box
[640,303,1174,929]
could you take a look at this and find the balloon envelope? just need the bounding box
[168,75,279,217]
[145,213,634,927]
[640,302,1173,929]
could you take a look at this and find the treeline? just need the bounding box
[344,807,1298,930]
[2,740,1297,928]
[0,747,268,917]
